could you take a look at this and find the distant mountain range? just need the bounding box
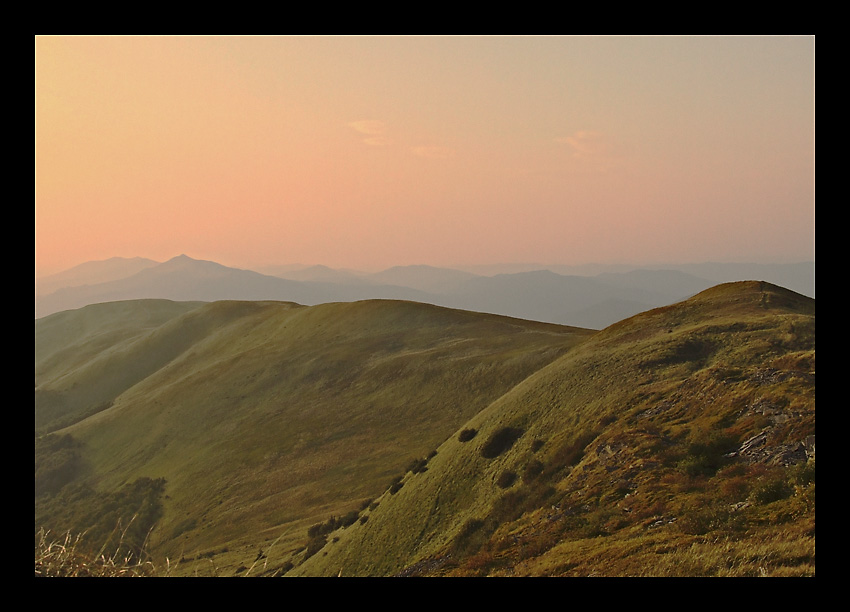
[35,255,815,328]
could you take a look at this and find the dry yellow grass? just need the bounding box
[35,528,163,577]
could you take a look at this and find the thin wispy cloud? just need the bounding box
[554,130,627,173]
[555,130,609,159]
[348,120,387,135]
[348,120,393,146]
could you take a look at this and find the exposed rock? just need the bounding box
[728,429,812,466]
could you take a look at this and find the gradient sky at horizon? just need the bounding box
[35,35,815,276]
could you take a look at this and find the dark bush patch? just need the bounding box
[303,534,327,559]
[339,510,360,528]
[530,439,545,453]
[481,427,525,459]
[750,475,794,505]
[453,518,486,553]
[496,471,517,489]
[406,457,430,474]
[680,430,738,477]
[458,428,478,442]
[389,481,404,495]
[522,459,545,484]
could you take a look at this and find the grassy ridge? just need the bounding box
[36,298,591,575]
[294,282,815,577]
[35,300,207,432]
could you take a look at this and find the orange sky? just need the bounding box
[35,35,815,276]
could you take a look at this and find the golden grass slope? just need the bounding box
[294,281,814,577]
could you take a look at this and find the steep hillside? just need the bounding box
[35,299,592,575]
[295,282,815,577]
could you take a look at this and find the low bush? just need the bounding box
[458,428,478,442]
[452,518,486,554]
[677,501,745,536]
[406,457,429,474]
[679,430,738,477]
[522,460,545,484]
[481,427,524,459]
[793,460,815,486]
[750,475,794,505]
[496,471,517,489]
[340,510,360,528]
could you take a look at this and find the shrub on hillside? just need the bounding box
[452,518,486,554]
[522,460,545,484]
[680,430,738,477]
[750,475,794,505]
[480,427,524,459]
[340,510,360,528]
[677,501,744,536]
[496,471,517,489]
[35,434,83,497]
[458,428,478,442]
[793,460,815,486]
[303,534,327,560]
[406,457,430,474]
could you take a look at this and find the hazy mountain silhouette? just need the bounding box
[364,265,480,293]
[35,255,815,328]
[35,256,333,317]
[34,255,436,319]
[268,264,371,285]
[36,257,160,296]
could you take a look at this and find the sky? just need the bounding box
[35,35,815,276]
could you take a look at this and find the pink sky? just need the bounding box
[35,36,815,276]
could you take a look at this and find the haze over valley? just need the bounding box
[35,255,814,330]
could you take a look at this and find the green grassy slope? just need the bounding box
[35,300,207,432]
[295,282,815,577]
[35,298,592,575]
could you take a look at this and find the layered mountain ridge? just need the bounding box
[35,255,815,329]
